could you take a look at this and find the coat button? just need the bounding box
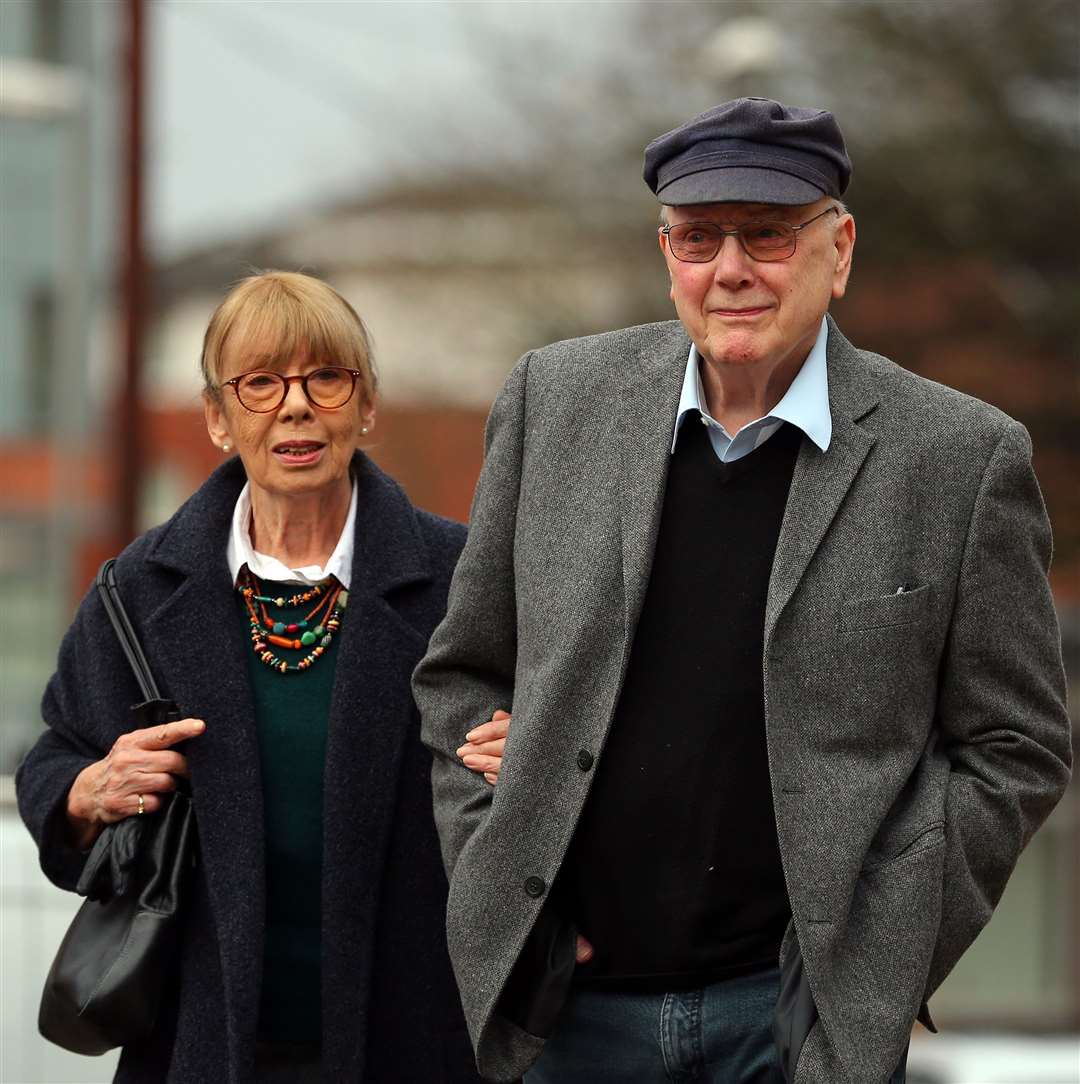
[576,750,594,771]
[524,876,546,898]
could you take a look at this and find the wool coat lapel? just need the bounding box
[320,458,432,1078]
[618,324,690,639]
[142,457,265,1073]
[764,319,880,643]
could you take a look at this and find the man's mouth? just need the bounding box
[711,306,769,316]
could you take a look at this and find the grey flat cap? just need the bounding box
[643,97,851,206]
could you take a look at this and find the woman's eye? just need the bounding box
[311,368,342,384]
[244,374,277,388]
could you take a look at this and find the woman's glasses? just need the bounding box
[220,367,363,413]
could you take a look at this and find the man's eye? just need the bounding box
[683,229,711,245]
[746,224,785,241]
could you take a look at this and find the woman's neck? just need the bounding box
[248,477,352,571]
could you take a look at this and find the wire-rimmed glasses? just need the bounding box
[661,206,839,263]
[220,367,363,413]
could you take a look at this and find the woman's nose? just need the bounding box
[277,377,314,419]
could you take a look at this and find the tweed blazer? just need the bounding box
[414,317,1072,1084]
[17,452,480,1084]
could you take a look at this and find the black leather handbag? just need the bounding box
[38,558,198,1056]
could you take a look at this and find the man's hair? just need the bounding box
[200,270,377,405]
[658,200,849,226]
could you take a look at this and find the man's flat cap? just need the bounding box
[643,97,851,206]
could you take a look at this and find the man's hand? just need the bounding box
[575,934,594,964]
[456,709,509,785]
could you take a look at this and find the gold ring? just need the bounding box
[137,794,145,815]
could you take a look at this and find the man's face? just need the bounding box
[659,198,855,374]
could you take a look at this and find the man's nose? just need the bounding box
[711,233,755,287]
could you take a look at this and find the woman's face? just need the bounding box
[204,345,374,502]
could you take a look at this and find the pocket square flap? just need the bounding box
[839,583,931,631]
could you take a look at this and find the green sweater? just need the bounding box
[237,578,343,1045]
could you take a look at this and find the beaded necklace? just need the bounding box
[238,570,348,674]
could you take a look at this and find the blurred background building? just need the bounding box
[1,1,1077,1081]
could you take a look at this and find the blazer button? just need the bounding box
[576,750,594,771]
[524,876,546,899]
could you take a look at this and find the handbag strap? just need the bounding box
[95,558,162,702]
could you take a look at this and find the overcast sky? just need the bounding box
[149,0,626,256]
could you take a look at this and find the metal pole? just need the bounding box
[117,0,146,546]
[50,92,92,619]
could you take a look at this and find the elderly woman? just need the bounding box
[16,271,506,1083]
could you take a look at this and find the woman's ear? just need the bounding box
[203,392,232,451]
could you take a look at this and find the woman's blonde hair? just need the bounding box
[200,270,376,404]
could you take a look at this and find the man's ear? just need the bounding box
[203,392,232,451]
[658,230,676,302]
[831,213,856,300]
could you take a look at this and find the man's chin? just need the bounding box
[699,337,769,369]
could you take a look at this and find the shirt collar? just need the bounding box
[672,315,832,454]
[226,476,357,588]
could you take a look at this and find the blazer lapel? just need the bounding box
[764,318,880,643]
[141,459,265,1073]
[320,456,432,1078]
[618,323,691,639]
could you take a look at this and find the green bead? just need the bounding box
[337,590,348,609]
[273,621,285,634]
[300,631,316,646]
[313,625,324,637]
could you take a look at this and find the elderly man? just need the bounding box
[414,98,1071,1084]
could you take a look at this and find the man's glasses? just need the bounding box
[660,206,839,263]
[220,367,363,413]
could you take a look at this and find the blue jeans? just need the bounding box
[525,967,785,1084]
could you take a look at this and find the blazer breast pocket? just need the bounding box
[839,583,932,632]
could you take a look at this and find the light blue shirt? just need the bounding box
[671,316,832,462]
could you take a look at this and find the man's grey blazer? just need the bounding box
[414,317,1071,1084]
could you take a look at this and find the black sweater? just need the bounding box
[564,416,801,989]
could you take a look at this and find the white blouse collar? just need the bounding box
[226,476,357,589]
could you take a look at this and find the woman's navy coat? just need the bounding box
[16,453,481,1084]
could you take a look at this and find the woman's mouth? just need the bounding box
[272,441,325,466]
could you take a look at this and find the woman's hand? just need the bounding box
[65,718,206,849]
[456,709,509,785]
